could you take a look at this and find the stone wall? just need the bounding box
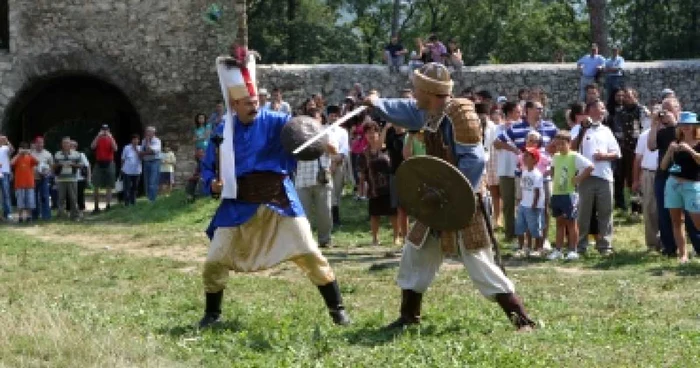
[257,60,700,120]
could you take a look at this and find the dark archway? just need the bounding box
[3,73,142,164]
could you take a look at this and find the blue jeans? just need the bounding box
[143,160,161,202]
[0,173,12,218]
[655,174,700,254]
[32,177,52,220]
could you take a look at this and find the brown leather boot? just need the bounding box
[495,293,536,331]
[383,289,422,330]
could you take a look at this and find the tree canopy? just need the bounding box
[222,0,700,64]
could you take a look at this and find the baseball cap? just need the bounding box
[524,147,540,163]
[258,88,269,97]
[101,124,110,130]
[497,96,508,104]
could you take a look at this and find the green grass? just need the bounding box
[2,191,700,367]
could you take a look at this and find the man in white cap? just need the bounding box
[197,45,351,329]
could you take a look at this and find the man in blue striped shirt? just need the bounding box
[494,101,559,248]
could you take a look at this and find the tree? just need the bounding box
[587,0,608,55]
[391,0,401,36]
[234,0,248,47]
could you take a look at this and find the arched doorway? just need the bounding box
[3,73,142,164]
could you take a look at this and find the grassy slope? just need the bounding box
[1,192,700,367]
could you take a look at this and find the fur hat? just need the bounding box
[412,63,453,96]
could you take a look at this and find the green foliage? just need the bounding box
[238,0,700,64]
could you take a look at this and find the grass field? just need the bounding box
[1,191,700,367]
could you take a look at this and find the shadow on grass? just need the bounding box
[158,319,245,338]
[588,250,659,270]
[647,262,700,277]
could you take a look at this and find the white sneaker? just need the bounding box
[543,239,552,251]
[513,249,528,258]
[547,249,564,260]
[565,251,580,260]
[529,250,543,258]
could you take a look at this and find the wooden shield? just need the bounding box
[281,115,329,161]
[396,156,476,231]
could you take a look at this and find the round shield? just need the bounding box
[396,156,476,231]
[281,115,329,161]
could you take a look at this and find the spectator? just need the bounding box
[403,130,426,159]
[207,102,225,130]
[577,43,606,101]
[547,131,594,260]
[479,103,501,228]
[30,136,53,220]
[612,87,647,211]
[298,98,317,116]
[71,140,90,213]
[568,102,588,140]
[327,105,350,228]
[351,83,364,101]
[90,125,117,213]
[121,134,142,206]
[445,39,463,77]
[633,126,660,251]
[647,97,700,257]
[269,88,292,115]
[381,122,408,245]
[573,100,621,255]
[518,88,531,108]
[358,121,399,246]
[295,108,335,248]
[350,120,368,200]
[193,113,210,150]
[159,144,177,196]
[54,137,83,220]
[460,87,476,101]
[495,102,521,240]
[476,90,494,106]
[0,135,14,220]
[659,111,700,263]
[408,38,429,73]
[604,45,625,101]
[530,87,550,118]
[495,100,558,248]
[514,148,546,258]
[185,147,208,203]
[140,126,162,202]
[11,142,38,223]
[584,83,601,105]
[258,88,270,109]
[384,35,407,74]
[425,34,447,64]
[312,93,326,113]
[660,88,675,101]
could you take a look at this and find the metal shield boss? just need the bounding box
[396,156,476,231]
[281,115,329,161]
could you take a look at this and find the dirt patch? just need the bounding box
[9,226,208,263]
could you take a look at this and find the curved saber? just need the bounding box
[292,105,368,155]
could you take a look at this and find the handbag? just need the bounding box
[114,174,124,194]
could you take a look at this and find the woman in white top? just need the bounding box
[121,134,142,206]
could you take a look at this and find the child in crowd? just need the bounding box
[160,144,177,196]
[11,142,38,223]
[515,130,552,251]
[547,131,594,260]
[515,148,546,257]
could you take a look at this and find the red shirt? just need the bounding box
[13,154,38,189]
[95,136,115,161]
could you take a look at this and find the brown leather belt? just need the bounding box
[236,171,290,208]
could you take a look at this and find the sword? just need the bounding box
[292,106,367,155]
[477,192,506,275]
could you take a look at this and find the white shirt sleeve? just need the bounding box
[574,152,594,171]
[635,131,648,156]
[151,138,162,156]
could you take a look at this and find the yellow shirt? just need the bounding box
[160,151,176,173]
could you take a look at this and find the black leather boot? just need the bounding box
[495,293,536,331]
[198,291,223,329]
[384,289,422,330]
[332,206,340,227]
[318,281,351,325]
